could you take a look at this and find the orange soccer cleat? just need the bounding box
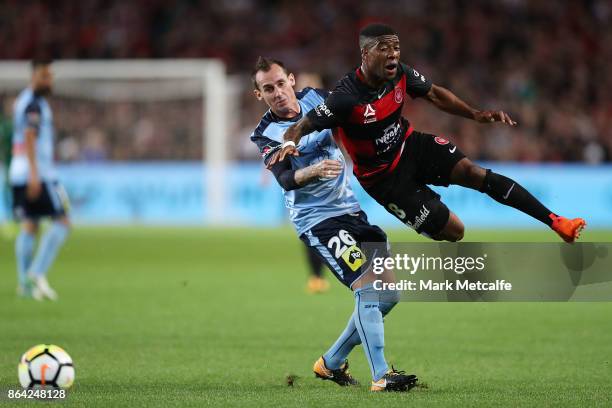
[313,357,359,386]
[550,214,586,243]
[306,276,330,294]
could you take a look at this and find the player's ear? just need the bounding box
[288,73,296,87]
[361,47,368,61]
[253,88,263,101]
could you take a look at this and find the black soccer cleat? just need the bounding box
[371,366,418,392]
[313,357,359,386]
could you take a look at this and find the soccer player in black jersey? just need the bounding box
[270,23,585,242]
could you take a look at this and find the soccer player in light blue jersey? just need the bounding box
[9,59,70,301]
[250,57,417,392]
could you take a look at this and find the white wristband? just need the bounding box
[282,141,296,149]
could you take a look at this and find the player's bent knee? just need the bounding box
[451,159,485,189]
[466,163,485,186]
[417,199,451,237]
[431,212,464,242]
[23,221,39,234]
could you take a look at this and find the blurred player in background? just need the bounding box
[304,245,328,293]
[273,23,586,243]
[9,59,70,300]
[251,56,417,392]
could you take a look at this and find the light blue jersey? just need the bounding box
[9,88,57,185]
[251,87,361,236]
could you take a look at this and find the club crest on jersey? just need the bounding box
[394,87,403,104]
[364,104,376,124]
[434,136,449,145]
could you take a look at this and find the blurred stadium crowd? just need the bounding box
[0,0,610,163]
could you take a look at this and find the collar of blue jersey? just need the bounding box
[268,105,303,123]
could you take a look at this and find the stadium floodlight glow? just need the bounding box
[0,59,229,223]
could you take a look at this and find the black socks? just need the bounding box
[479,169,554,227]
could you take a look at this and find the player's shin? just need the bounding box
[354,286,390,381]
[28,221,69,277]
[322,314,361,370]
[479,169,554,226]
[15,229,35,289]
[323,289,397,371]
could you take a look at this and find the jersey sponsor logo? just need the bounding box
[394,87,403,104]
[449,146,457,153]
[315,103,333,118]
[327,230,364,272]
[405,205,430,230]
[363,104,376,123]
[375,121,402,153]
[434,136,449,145]
[341,245,365,272]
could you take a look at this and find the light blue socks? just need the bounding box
[323,286,399,381]
[28,222,69,277]
[15,230,35,287]
[322,314,361,370]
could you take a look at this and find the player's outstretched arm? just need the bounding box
[269,158,342,191]
[266,116,316,168]
[295,159,343,185]
[424,84,517,126]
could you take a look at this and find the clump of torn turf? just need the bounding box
[286,374,299,387]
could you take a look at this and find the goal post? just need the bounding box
[0,59,229,224]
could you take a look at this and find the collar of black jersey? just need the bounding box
[355,66,400,98]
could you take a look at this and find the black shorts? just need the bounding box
[300,211,388,288]
[12,181,69,220]
[364,131,466,236]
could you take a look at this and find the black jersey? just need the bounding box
[306,63,432,185]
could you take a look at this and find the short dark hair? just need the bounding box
[251,56,289,90]
[359,23,397,49]
[31,58,53,70]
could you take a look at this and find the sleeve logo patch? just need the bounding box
[315,103,333,118]
[434,136,449,145]
[413,69,426,82]
[262,144,280,159]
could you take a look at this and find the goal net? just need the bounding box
[0,59,232,224]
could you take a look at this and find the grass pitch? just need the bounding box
[1,227,611,407]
